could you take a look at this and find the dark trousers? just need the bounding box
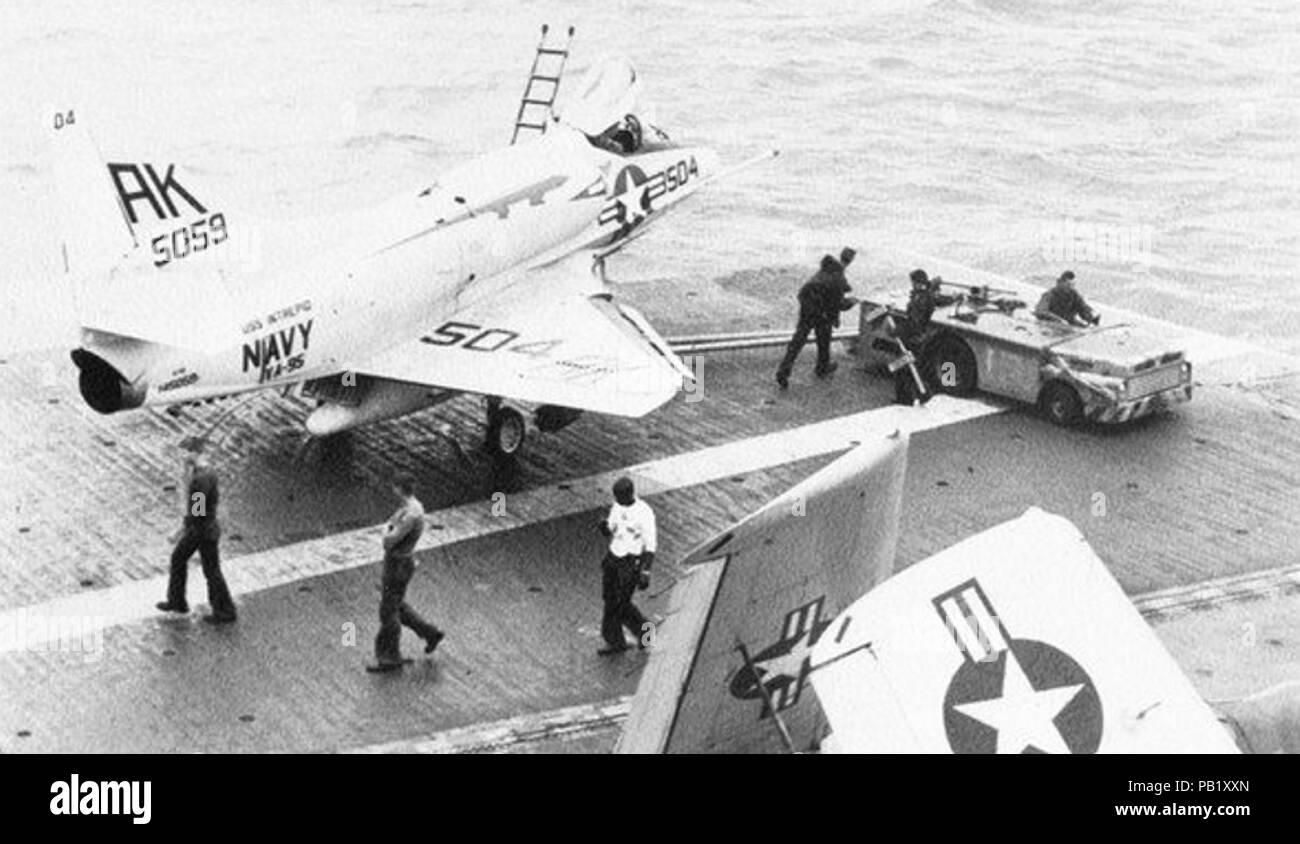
[375,555,441,664]
[601,552,649,649]
[167,530,236,617]
[776,315,833,378]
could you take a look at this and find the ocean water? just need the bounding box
[1,0,1296,354]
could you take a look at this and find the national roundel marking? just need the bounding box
[943,637,1103,754]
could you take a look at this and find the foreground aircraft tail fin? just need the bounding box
[48,107,136,278]
[809,508,1240,754]
[617,433,909,754]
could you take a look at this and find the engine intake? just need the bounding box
[71,349,146,414]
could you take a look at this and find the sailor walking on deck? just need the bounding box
[156,444,237,624]
[597,477,656,655]
[776,247,859,389]
[367,475,444,673]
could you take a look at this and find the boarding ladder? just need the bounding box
[509,24,575,145]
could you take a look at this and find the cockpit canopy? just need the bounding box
[558,54,670,155]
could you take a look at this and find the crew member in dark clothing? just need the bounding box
[156,447,237,624]
[889,269,939,405]
[775,247,859,388]
[900,269,937,345]
[1035,270,1099,327]
[367,475,443,673]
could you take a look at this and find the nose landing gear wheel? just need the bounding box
[486,405,527,458]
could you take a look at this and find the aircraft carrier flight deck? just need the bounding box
[1,268,1298,753]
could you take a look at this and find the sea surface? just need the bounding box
[1,0,1296,354]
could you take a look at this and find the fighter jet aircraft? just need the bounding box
[618,428,1298,754]
[53,52,774,457]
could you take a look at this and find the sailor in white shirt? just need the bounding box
[597,476,655,655]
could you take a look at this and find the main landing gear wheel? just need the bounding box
[925,335,978,397]
[1039,381,1083,427]
[485,401,527,459]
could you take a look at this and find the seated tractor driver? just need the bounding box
[1035,270,1100,327]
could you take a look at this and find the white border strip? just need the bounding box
[0,396,1006,650]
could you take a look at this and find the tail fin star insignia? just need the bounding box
[730,597,831,718]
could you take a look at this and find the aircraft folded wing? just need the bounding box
[356,293,691,417]
[809,508,1240,754]
[617,434,909,754]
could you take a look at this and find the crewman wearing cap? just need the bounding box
[902,269,937,344]
[596,476,656,655]
[1035,270,1099,327]
[884,269,940,405]
[775,247,860,388]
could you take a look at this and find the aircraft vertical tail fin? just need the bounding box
[617,432,909,754]
[50,108,244,349]
[48,107,136,278]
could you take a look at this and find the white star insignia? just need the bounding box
[616,179,652,227]
[753,628,815,686]
[953,649,1085,754]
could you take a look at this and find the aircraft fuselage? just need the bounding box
[72,127,718,418]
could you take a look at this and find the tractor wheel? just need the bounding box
[925,335,978,397]
[1039,381,1083,427]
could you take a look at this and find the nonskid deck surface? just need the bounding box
[1,272,1297,752]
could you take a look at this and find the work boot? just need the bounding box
[156,600,189,614]
[202,612,237,625]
